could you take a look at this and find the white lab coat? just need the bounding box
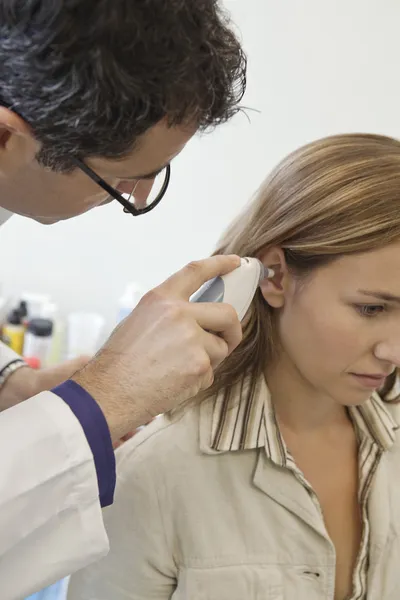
[0,209,109,600]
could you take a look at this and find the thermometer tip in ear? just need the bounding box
[259,266,275,281]
[266,268,275,278]
[253,259,276,282]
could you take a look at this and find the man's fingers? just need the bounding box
[200,330,230,370]
[191,302,243,354]
[160,255,241,299]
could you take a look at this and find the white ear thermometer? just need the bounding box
[191,257,275,321]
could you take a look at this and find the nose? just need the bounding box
[116,179,155,209]
[374,341,400,368]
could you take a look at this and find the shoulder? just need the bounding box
[115,404,203,480]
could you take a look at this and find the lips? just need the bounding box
[350,373,387,389]
[354,373,388,379]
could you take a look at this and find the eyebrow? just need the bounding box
[357,289,400,304]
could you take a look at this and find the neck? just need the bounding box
[266,355,350,434]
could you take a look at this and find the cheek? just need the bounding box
[82,189,109,208]
[59,182,109,215]
[277,298,362,374]
[41,170,106,209]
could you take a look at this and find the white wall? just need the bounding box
[1,0,399,328]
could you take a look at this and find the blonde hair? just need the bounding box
[208,133,400,402]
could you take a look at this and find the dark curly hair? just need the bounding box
[0,0,247,171]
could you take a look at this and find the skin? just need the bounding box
[260,242,400,600]
[0,106,196,223]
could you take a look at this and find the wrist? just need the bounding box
[72,366,146,443]
[0,363,38,411]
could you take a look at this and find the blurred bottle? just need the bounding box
[25,356,41,369]
[3,308,25,355]
[66,312,105,360]
[40,302,65,366]
[24,318,54,366]
[117,283,145,324]
[21,292,51,320]
[18,300,28,327]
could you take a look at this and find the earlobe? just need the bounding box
[258,247,287,308]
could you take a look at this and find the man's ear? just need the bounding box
[258,247,288,308]
[0,107,38,175]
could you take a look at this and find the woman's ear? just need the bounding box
[258,247,288,308]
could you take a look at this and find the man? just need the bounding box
[0,1,247,597]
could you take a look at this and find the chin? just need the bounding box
[336,389,376,407]
[33,216,61,225]
[33,209,88,224]
[341,397,372,408]
[24,196,103,223]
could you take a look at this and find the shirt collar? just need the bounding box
[209,376,398,458]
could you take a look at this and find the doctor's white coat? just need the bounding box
[0,208,109,600]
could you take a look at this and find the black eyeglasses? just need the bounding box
[0,97,171,215]
[70,156,171,216]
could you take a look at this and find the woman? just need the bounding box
[68,134,400,600]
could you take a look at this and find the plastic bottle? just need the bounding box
[116,283,145,324]
[3,308,25,355]
[25,356,41,369]
[66,312,105,359]
[23,318,54,366]
[18,300,28,328]
[21,292,51,320]
[41,302,65,365]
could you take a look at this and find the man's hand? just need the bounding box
[0,355,90,411]
[73,255,243,443]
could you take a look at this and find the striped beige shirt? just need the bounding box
[210,379,398,600]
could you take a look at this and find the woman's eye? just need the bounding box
[356,304,386,317]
